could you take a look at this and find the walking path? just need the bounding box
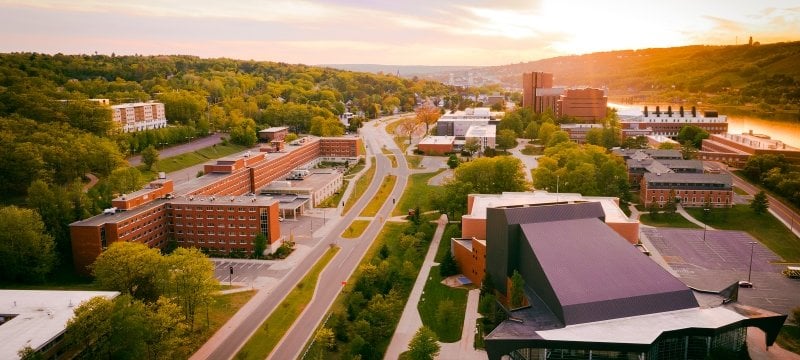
[438,289,486,360]
[384,214,447,359]
[675,204,715,230]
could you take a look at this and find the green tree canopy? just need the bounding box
[407,326,440,360]
[92,242,164,301]
[0,206,56,283]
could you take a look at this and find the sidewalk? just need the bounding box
[384,214,447,359]
[438,289,486,360]
[675,204,715,230]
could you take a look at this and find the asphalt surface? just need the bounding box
[127,132,225,166]
[643,227,800,315]
[269,114,412,359]
[189,114,411,360]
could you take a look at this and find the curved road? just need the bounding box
[128,132,225,166]
[190,115,409,360]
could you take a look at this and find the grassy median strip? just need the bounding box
[686,205,800,262]
[359,175,397,217]
[235,247,340,360]
[342,220,370,238]
[393,170,444,216]
[418,266,468,342]
[343,157,376,215]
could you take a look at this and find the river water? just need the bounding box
[610,103,800,148]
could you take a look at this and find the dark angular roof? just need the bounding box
[497,201,606,226]
[520,217,698,325]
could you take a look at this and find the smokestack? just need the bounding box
[691,106,696,117]
[679,106,684,117]
[644,106,649,117]
[655,106,661,117]
[667,105,673,117]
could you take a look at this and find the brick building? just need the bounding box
[521,72,607,121]
[620,106,728,139]
[700,132,800,167]
[70,136,362,274]
[641,173,733,208]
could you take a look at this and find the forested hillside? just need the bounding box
[0,53,454,276]
[427,41,800,113]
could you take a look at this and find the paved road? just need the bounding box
[269,115,413,359]
[128,132,225,166]
[507,139,539,183]
[191,115,408,360]
[720,165,800,238]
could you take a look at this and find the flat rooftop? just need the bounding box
[467,191,633,224]
[259,126,289,133]
[465,124,496,138]
[169,195,278,207]
[419,136,456,145]
[262,170,342,192]
[714,133,800,151]
[644,173,732,186]
[0,290,119,359]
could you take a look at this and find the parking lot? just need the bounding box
[643,227,800,315]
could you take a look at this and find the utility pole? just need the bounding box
[747,242,757,283]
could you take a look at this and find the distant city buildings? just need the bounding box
[110,101,168,132]
[521,72,608,122]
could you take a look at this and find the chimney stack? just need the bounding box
[655,106,661,117]
[691,106,697,117]
[667,105,673,117]
[644,106,649,117]
[679,106,684,117]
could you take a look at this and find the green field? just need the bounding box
[418,266,468,342]
[235,247,339,360]
[392,170,444,216]
[686,205,800,262]
[187,290,256,354]
[638,212,701,228]
[139,143,249,178]
[359,175,397,217]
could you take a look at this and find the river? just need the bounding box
[610,103,800,148]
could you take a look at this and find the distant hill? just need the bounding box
[417,41,800,111]
[318,64,476,76]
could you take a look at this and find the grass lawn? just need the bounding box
[436,224,461,262]
[392,170,444,216]
[235,246,339,360]
[345,160,366,177]
[686,205,800,262]
[418,266,468,343]
[318,180,349,208]
[186,290,256,354]
[777,325,800,355]
[393,136,411,153]
[139,143,248,178]
[639,212,701,228]
[344,157,376,214]
[342,220,370,238]
[520,144,542,156]
[359,175,397,217]
[385,116,411,135]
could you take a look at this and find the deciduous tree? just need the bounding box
[407,326,440,360]
[141,145,159,171]
[0,206,56,283]
[164,247,218,330]
[92,242,164,301]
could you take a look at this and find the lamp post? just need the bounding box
[703,208,710,242]
[747,241,757,283]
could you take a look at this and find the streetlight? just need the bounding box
[747,241,757,283]
[703,208,710,242]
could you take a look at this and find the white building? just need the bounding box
[1,290,119,359]
[464,124,496,152]
[436,107,503,137]
[111,102,168,132]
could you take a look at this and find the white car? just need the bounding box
[278,216,284,222]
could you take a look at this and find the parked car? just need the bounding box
[738,280,753,288]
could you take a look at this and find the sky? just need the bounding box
[0,0,798,66]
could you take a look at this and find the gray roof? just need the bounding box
[658,159,704,171]
[613,149,682,160]
[520,218,698,325]
[643,173,732,186]
[496,201,606,225]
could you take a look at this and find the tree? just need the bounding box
[538,122,557,145]
[463,137,480,157]
[92,242,164,301]
[509,270,525,309]
[680,141,698,159]
[284,132,299,143]
[750,191,769,215]
[0,206,56,283]
[658,142,678,150]
[547,130,570,147]
[622,135,648,149]
[17,346,43,360]
[395,117,424,145]
[315,327,337,351]
[253,233,267,259]
[436,299,458,330]
[164,247,218,330]
[407,326,440,360]
[585,127,603,146]
[108,167,146,195]
[677,125,709,148]
[415,104,440,135]
[496,129,518,151]
[439,250,459,277]
[141,145,159,171]
[523,121,539,141]
[447,154,459,169]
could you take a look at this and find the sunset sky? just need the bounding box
[1,0,798,66]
